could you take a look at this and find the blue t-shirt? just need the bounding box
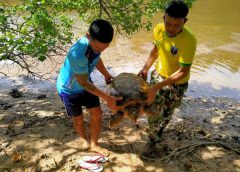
[56,36,100,95]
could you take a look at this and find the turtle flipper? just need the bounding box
[125,103,141,122]
[109,111,124,129]
[143,102,163,117]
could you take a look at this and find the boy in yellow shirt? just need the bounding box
[138,0,197,158]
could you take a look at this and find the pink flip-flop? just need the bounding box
[83,154,109,163]
[77,160,103,172]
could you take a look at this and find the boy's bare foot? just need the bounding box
[65,138,90,150]
[90,145,110,157]
[81,139,90,150]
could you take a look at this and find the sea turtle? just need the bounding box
[108,72,155,128]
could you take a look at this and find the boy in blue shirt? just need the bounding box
[57,19,120,156]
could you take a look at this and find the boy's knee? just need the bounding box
[73,115,84,125]
[95,111,103,118]
[92,110,102,120]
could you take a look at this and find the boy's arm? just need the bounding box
[147,66,190,103]
[96,58,113,84]
[138,45,158,79]
[75,73,118,110]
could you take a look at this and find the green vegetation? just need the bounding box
[0,0,195,76]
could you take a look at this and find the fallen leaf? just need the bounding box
[13,152,21,162]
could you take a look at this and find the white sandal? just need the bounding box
[77,160,103,172]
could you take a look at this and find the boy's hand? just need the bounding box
[105,95,122,112]
[105,75,114,84]
[146,83,164,104]
[138,69,147,80]
[146,86,156,104]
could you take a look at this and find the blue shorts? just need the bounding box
[59,91,100,117]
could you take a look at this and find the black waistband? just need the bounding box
[172,82,188,87]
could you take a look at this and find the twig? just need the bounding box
[189,150,203,162]
[120,129,136,154]
[0,71,7,76]
[53,158,58,167]
[0,148,9,157]
[10,131,24,137]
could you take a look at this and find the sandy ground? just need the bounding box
[0,37,240,172]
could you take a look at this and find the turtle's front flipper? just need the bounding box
[109,111,124,129]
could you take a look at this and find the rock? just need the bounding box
[232,135,240,141]
[1,142,11,148]
[2,104,13,110]
[202,119,208,123]
[37,94,47,99]
[197,129,207,136]
[9,89,23,98]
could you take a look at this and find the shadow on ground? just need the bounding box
[0,79,240,171]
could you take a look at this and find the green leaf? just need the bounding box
[38,54,46,61]
[0,15,7,24]
[0,8,4,13]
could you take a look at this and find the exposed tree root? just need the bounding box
[141,141,240,163]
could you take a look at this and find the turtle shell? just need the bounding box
[110,73,149,106]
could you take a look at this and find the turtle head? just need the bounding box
[109,87,120,97]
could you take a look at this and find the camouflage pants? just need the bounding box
[147,70,188,142]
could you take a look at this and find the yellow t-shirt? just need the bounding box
[154,23,197,84]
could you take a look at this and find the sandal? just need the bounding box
[77,160,103,172]
[83,153,109,163]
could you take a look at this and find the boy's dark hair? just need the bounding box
[165,0,189,18]
[89,19,114,43]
